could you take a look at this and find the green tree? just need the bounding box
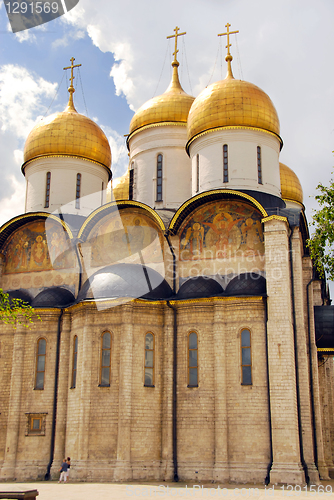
[307,175,334,280]
[0,288,37,327]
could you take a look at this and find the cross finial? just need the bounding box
[63,57,82,108]
[218,23,239,78]
[218,23,239,58]
[167,26,186,65]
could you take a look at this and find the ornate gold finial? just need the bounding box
[218,23,239,78]
[63,57,82,110]
[167,26,186,66]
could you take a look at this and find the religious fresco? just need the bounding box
[179,200,264,261]
[3,220,76,274]
[87,210,164,268]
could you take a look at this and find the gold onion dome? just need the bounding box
[187,55,281,148]
[112,170,130,201]
[23,89,111,171]
[279,162,303,204]
[128,60,195,138]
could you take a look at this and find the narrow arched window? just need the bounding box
[100,332,111,386]
[223,145,228,183]
[144,333,154,386]
[188,332,198,387]
[156,154,163,201]
[75,173,81,209]
[129,163,134,200]
[257,146,262,184]
[241,329,252,385]
[71,336,78,388]
[35,338,46,390]
[45,172,51,208]
[196,154,200,192]
[101,182,104,205]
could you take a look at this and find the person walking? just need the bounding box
[65,457,71,482]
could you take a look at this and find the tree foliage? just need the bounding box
[307,175,334,280]
[0,289,37,328]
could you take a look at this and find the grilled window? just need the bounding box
[100,332,111,386]
[241,329,252,385]
[156,154,163,201]
[144,333,155,386]
[45,172,51,208]
[188,332,198,387]
[223,145,228,183]
[35,338,46,390]
[257,146,262,184]
[75,173,81,209]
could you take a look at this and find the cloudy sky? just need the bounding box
[0,0,334,232]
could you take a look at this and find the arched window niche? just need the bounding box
[188,332,198,387]
[100,331,111,387]
[241,328,252,385]
[144,332,155,387]
[35,338,46,390]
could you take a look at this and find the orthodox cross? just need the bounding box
[63,57,82,90]
[167,26,186,63]
[218,23,239,57]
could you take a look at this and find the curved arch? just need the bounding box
[0,212,73,250]
[178,277,223,299]
[169,190,268,234]
[225,273,266,296]
[78,200,166,240]
[32,287,75,308]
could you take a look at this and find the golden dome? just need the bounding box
[128,61,194,139]
[280,163,303,204]
[112,170,130,201]
[187,60,281,148]
[23,95,111,170]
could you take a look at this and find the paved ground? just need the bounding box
[0,480,334,500]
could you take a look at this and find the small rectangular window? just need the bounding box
[25,413,47,436]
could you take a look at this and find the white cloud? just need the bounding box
[103,126,129,178]
[0,175,25,226]
[0,64,56,138]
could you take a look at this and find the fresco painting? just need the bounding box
[3,220,75,274]
[89,211,164,267]
[180,201,264,261]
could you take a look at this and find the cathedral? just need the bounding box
[0,26,334,485]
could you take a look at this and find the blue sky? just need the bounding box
[0,0,334,235]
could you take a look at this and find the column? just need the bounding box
[160,305,174,480]
[0,323,25,480]
[264,217,304,484]
[213,301,229,482]
[114,304,133,480]
[291,228,319,483]
[51,311,71,478]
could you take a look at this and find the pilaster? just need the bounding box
[213,302,229,482]
[291,228,319,483]
[160,305,174,480]
[302,257,329,479]
[0,323,26,480]
[264,217,304,484]
[114,304,133,481]
[51,311,72,478]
